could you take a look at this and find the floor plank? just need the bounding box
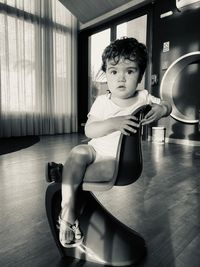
[0,133,200,267]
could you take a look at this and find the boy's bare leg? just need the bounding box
[60,144,95,226]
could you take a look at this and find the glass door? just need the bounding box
[88,28,111,109]
[116,15,147,91]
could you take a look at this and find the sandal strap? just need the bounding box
[71,220,79,231]
[58,216,80,232]
[58,216,74,231]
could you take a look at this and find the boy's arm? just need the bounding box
[141,100,172,126]
[160,99,172,117]
[85,115,140,138]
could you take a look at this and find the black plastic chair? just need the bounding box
[45,105,151,266]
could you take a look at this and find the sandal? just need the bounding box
[57,216,83,248]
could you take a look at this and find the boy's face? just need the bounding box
[106,58,140,99]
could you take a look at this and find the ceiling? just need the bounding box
[59,0,152,29]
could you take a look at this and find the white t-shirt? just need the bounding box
[88,90,161,157]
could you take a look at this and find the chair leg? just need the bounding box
[45,182,65,257]
[45,182,147,266]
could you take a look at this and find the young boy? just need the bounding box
[46,37,172,248]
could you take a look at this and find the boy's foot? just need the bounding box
[57,216,83,248]
[46,162,63,183]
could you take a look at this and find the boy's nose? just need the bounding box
[118,73,126,82]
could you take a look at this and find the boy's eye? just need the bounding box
[110,70,117,75]
[127,70,134,74]
[127,68,137,74]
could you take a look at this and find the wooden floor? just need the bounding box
[0,133,200,267]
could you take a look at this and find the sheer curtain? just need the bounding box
[0,0,78,137]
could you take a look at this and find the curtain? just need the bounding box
[0,0,78,137]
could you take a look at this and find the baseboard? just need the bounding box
[147,136,200,146]
[165,137,200,146]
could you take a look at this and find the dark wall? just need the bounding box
[77,32,89,133]
[152,0,200,142]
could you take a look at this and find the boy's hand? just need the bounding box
[141,103,166,125]
[112,115,140,135]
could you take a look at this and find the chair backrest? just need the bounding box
[82,104,151,191]
[113,105,151,186]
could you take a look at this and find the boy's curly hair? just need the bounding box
[101,37,148,81]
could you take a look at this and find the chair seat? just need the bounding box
[82,158,117,191]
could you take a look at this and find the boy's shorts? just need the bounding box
[89,144,115,163]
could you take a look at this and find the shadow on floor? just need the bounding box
[0,135,40,155]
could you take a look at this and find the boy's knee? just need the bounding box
[69,145,91,163]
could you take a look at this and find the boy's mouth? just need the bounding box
[117,85,126,90]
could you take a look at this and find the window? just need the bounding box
[0,0,77,136]
[88,29,110,107]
